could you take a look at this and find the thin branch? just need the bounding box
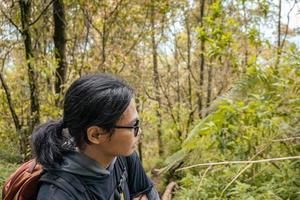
[81,0,124,39]
[0,5,22,34]
[81,7,103,37]
[0,58,21,132]
[145,90,156,101]
[123,7,150,57]
[158,68,181,135]
[280,0,298,50]
[220,164,253,198]
[197,165,212,190]
[176,156,300,171]
[79,16,91,76]
[106,0,124,20]
[29,0,54,26]
[218,140,277,197]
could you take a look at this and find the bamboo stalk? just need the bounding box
[197,165,212,191]
[176,156,300,171]
[220,163,253,198]
[272,137,300,142]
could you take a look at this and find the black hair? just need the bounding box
[32,74,134,168]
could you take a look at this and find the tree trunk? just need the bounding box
[79,16,90,76]
[135,96,143,163]
[0,73,21,133]
[53,0,67,102]
[242,1,248,73]
[186,17,191,110]
[0,72,28,161]
[150,1,163,156]
[102,21,107,69]
[19,0,40,132]
[197,0,206,118]
[205,62,213,116]
[162,182,178,200]
[275,0,282,67]
[185,11,193,134]
[174,35,182,140]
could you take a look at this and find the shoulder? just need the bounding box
[37,182,76,200]
[38,170,87,200]
[126,151,140,160]
[115,151,141,172]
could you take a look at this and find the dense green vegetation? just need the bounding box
[166,57,300,199]
[0,0,299,199]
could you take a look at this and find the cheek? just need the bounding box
[111,134,136,153]
[120,135,136,148]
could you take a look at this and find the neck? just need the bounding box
[81,145,115,168]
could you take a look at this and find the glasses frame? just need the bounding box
[112,123,140,137]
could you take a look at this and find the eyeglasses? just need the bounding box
[112,120,140,137]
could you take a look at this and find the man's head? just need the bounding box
[63,73,136,152]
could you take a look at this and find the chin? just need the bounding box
[123,148,135,156]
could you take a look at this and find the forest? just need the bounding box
[0,0,299,199]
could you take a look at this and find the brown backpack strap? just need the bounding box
[2,159,43,200]
[27,159,38,173]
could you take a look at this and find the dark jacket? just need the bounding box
[37,152,160,200]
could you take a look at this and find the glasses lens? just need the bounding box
[134,126,139,137]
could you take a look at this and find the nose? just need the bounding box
[138,129,143,140]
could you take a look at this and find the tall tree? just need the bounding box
[150,0,163,156]
[276,0,282,67]
[175,37,182,139]
[185,9,193,132]
[53,0,67,101]
[242,0,249,72]
[19,0,40,130]
[0,70,25,160]
[206,59,213,113]
[197,0,206,118]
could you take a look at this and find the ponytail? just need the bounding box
[32,119,70,168]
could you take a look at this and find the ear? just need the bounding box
[86,126,106,144]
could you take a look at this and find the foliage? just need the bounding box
[0,161,19,197]
[0,0,300,197]
[167,58,300,199]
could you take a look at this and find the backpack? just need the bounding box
[2,159,42,200]
[2,157,128,200]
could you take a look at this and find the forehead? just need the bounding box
[118,99,138,123]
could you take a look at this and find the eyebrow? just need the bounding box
[129,118,139,125]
